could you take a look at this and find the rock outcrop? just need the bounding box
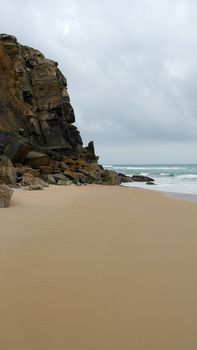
[0,34,126,190]
[119,173,155,184]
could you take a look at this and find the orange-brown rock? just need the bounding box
[25,151,49,168]
[63,170,86,183]
[21,173,48,187]
[40,166,54,174]
[25,168,41,177]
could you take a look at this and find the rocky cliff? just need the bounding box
[0,34,83,155]
[0,34,124,188]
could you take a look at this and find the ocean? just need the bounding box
[104,164,197,196]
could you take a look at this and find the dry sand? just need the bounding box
[0,185,197,350]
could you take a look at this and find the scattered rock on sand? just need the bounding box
[24,184,44,191]
[0,185,14,207]
[0,156,17,185]
[57,179,72,186]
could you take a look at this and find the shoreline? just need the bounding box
[0,185,197,350]
[121,183,197,203]
[165,191,197,203]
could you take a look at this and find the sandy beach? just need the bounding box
[0,185,197,350]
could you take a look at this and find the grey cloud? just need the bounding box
[0,0,197,162]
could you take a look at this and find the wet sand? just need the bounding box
[0,185,197,350]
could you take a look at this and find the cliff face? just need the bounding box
[0,34,124,188]
[0,34,82,154]
[0,34,153,189]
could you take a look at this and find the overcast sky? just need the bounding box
[1,0,197,163]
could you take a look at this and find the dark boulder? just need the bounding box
[52,173,70,183]
[42,174,56,185]
[118,173,133,183]
[131,175,154,182]
[3,137,30,164]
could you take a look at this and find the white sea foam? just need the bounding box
[114,166,187,170]
[122,182,197,195]
[177,174,197,179]
[159,172,174,176]
[103,165,113,168]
